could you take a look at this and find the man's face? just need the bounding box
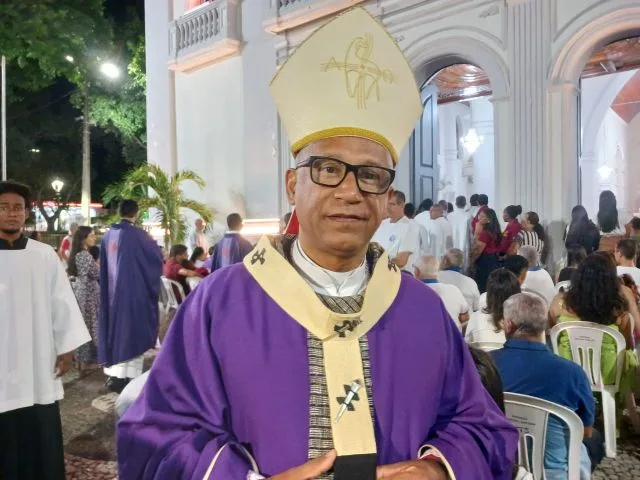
[387,197,404,221]
[195,219,204,231]
[0,193,28,234]
[177,252,188,262]
[614,249,622,264]
[286,137,393,258]
[430,206,442,220]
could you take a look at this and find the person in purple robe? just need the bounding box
[117,8,518,480]
[98,199,163,393]
[210,212,253,271]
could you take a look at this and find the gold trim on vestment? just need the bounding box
[244,235,401,456]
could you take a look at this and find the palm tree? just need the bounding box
[103,164,214,250]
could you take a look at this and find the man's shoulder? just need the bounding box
[27,239,57,257]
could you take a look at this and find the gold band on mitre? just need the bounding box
[270,8,422,166]
[290,127,399,165]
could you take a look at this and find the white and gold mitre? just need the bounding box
[269,7,423,165]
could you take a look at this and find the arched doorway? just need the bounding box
[580,37,640,222]
[411,64,495,207]
[547,4,640,222]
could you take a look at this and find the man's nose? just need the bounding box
[335,171,363,201]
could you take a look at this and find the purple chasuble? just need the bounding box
[211,232,253,272]
[98,221,163,366]
[117,236,517,479]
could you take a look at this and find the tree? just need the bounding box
[0,0,111,94]
[103,164,214,250]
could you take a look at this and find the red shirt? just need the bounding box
[163,258,191,297]
[499,219,522,254]
[471,205,489,233]
[478,230,500,254]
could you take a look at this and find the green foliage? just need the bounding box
[0,0,112,93]
[103,164,214,249]
[87,35,147,165]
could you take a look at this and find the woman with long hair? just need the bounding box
[189,246,207,268]
[465,268,521,343]
[564,205,600,253]
[597,190,624,235]
[556,244,586,283]
[471,208,503,293]
[549,255,637,385]
[597,190,627,253]
[499,205,523,255]
[68,226,100,371]
[518,211,545,259]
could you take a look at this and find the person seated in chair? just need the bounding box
[163,244,204,299]
[492,293,603,479]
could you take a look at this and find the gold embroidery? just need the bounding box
[322,33,395,109]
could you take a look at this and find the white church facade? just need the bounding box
[144,0,640,251]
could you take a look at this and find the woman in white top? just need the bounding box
[465,268,521,344]
[517,211,545,259]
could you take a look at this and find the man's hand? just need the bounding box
[270,450,336,479]
[377,459,448,479]
[54,352,74,378]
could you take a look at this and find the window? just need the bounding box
[186,0,208,11]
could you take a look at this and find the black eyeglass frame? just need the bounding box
[295,156,396,195]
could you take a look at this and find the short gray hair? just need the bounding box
[518,245,539,267]
[503,293,548,336]
[414,255,440,276]
[443,248,464,268]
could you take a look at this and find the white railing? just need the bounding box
[263,0,367,33]
[169,0,241,69]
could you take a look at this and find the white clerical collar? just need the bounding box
[291,238,368,296]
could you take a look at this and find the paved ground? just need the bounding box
[60,364,640,479]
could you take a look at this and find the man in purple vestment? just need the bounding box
[98,200,163,393]
[210,213,253,271]
[118,8,517,480]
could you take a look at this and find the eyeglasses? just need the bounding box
[296,156,395,195]
[0,205,26,215]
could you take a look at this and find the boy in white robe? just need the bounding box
[0,181,90,480]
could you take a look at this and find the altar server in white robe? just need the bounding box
[448,196,471,261]
[372,191,421,273]
[0,181,90,480]
[417,204,452,261]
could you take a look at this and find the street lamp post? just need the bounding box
[1,55,6,181]
[51,178,64,231]
[66,55,121,226]
[81,87,91,225]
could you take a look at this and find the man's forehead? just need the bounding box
[0,193,25,205]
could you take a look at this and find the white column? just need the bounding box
[470,99,495,207]
[492,96,514,212]
[145,0,178,175]
[507,0,549,212]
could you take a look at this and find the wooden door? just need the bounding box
[412,84,439,204]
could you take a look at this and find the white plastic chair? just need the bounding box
[161,276,185,309]
[468,341,504,352]
[554,280,571,293]
[504,392,583,480]
[550,321,625,458]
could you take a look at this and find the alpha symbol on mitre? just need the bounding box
[321,33,396,109]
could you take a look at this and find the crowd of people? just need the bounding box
[371,187,640,478]
[2,6,640,480]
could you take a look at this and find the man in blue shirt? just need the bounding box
[492,293,601,479]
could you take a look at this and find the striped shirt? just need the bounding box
[517,230,544,257]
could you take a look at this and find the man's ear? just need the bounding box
[386,187,395,203]
[285,169,297,206]
[503,318,514,336]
